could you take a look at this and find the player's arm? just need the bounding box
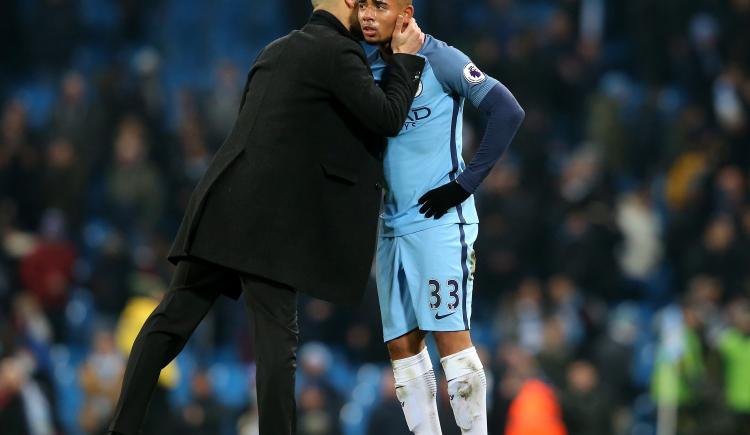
[418,47,524,219]
[455,79,525,193]
[331,47,423,136]
[329,16,425,137]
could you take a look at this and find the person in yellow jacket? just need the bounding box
[115,272,179,432]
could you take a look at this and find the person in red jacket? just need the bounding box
[505,379,567,435]
[18,209,76,342]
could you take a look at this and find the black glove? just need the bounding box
[418,181,471,219]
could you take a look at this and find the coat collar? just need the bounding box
[308,10,359,42]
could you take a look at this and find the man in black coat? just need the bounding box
[107,1,426,434]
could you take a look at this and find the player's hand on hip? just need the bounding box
[391,15,425,55]
[418,181,471,219]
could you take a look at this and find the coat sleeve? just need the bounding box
[329,45,425,137]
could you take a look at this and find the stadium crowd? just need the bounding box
[1,0,750,434]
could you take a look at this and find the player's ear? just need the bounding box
[344,0,357,9]
[403,5,414,19]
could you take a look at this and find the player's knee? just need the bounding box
[387,336,423,360]
[433,330,473,356]
[386,340,408,359]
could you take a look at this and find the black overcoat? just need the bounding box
[167,11,425,303]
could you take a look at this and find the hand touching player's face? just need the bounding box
[357,0,414,45]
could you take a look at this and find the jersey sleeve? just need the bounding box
[428,45,498,107]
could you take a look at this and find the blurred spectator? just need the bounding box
[586,73,630,175]
[495,278,545,354]
[0,100,41,230]
[537,317,574,388]
[342,280,389,363]
[664,131,712,213]
[296,343,343,434]
[10,293,55,381]
[714,165,746,214]
[205,62,243,148]
[236,399,259,435]
[172,369,223,435]
[547,275,585,350]
[713,66,747,136]
[367,368,411,434]
[0,355,34,434]
[474,162,545,296]
[684,214,747,296]
[48,72,90,151]
[651,298,708,434]
[132,48,166,134]
[297,384,341,435]
[79,330,125,434]
[718,299,750,432]
[169,120,211,217]
[591,303,639,409]
[18,209,76,342]
[87,230,133,318]
[615,187,663,282]
[11,292,54,348]
[552,166,622,298]
[38,138,87,231]
[85,66,132,171]
[0,352,57,435]
[298,343,343,409]
[504,378,567,435]
[685,13,723,106]
[489,344,537,433]
[105,116,164,236]
[560,360,613,435]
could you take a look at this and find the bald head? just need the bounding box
[310,0,362,36]
[314,0,412,8]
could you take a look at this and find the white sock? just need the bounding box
[441,346,488,434]
[391,346,442,435]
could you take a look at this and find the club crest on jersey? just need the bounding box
[463,63,486,84]
[415,80,423,98]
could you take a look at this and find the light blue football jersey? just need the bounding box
[369,35,499,237]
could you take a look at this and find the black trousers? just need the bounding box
[109,258,299,435]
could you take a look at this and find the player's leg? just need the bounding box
[386,329,442,435]
[434,331,487,434]
[377,235,442,435]
[109,258,232,435]
[386,326,427,360]
[408,223,487,434]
